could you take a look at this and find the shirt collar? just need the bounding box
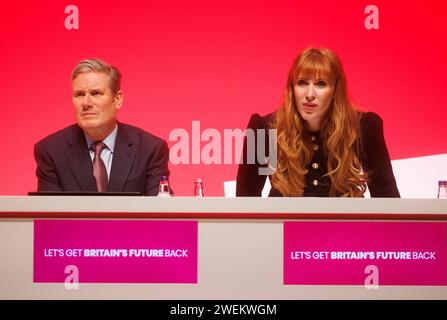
[85,124,118,153]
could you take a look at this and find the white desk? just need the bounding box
[1,197,446,299]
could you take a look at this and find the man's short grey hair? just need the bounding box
[71,58,121,94]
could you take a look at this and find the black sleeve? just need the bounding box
[145,139,170,196]
[34,142,63,191]
[236,113,268,196]
[360,112,400,198]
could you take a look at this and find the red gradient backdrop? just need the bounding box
[1,0,446,196]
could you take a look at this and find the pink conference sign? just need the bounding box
[284,221,447,285]
[34,219,197,283]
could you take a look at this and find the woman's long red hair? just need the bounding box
[271,48,367,197]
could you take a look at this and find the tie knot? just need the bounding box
[91,141,107,154]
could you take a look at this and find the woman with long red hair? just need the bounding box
[236,47,400,197]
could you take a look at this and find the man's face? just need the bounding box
[72,72,122,134]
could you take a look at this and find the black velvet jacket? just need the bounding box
[236,112,400,197]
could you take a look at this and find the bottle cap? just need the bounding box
[439,180,447,186]
[195,178,203,183]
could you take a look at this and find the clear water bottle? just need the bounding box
[437,180,447,199]
[194,178,204,197]
[157,175,171,197]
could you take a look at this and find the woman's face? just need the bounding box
[293,77,334,132]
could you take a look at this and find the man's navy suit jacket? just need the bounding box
[34,122,170,196]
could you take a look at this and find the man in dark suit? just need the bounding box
[34,58,170,196]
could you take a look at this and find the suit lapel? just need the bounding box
[66,125,97,191]
[108,124,136,191]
